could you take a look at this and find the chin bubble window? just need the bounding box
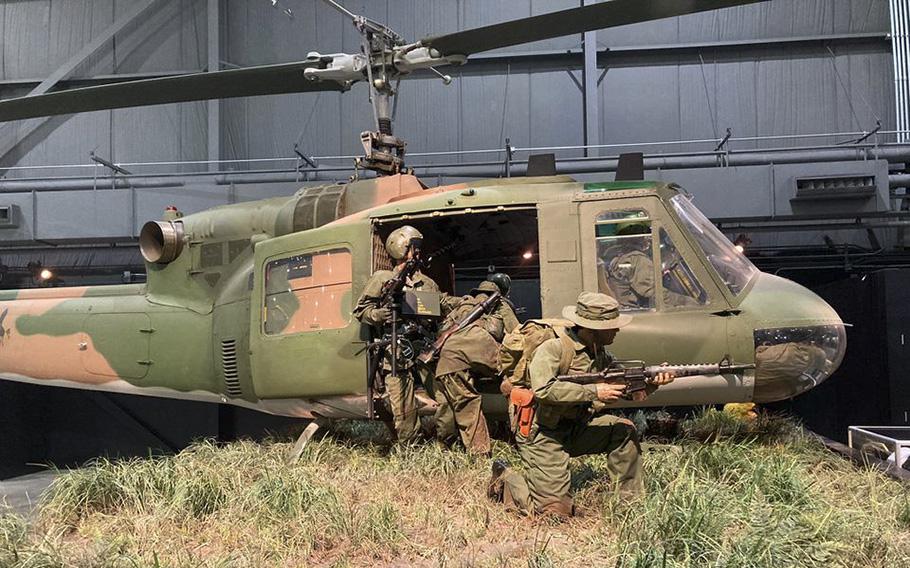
[752,325,847,402]
[264,248,353,335]
[595,210,655,311]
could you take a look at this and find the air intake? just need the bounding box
[221,339,242,397]
[792,175,877,201]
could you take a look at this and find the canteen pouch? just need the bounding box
[510,387,536,438]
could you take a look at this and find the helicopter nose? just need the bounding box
[740,273,847,403]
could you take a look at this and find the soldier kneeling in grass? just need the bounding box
[488,291,675,518]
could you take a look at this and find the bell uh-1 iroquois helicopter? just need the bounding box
[0,0,846,426]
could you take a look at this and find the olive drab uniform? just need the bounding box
[497,299,520,334]
[497,327,643,516]
[353,266,442,443]
[433,290,504,454]
[604,250,654,309]
[604,250,699,310]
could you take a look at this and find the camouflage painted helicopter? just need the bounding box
[0,0,845,423]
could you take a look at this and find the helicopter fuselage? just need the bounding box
[0,174,845,420]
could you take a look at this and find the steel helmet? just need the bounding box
[488,272,512,295]
[386,225,423,260]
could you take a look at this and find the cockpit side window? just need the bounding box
[594,210,655,311]
[263,248,352,335]
[659,228,708,307]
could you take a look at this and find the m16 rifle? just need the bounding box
[556,358,754,401]
[417,290,501,364]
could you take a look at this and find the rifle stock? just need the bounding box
[417,291,501,364]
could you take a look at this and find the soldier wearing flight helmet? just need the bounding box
[354,225,449,443]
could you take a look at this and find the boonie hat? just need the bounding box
[562,291,632,330]
[470,280,500,295]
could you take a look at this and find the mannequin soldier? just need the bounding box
[488,292,675,517]
[354,225,446,443]
[433,280,504,455]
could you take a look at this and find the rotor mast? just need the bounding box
[354,12,407,176]
[315,0,458,177]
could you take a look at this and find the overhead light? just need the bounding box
[38,268,54,281]
[733,234,751,254]
[522,251,533,260]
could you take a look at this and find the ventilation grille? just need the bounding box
[373,231,394,271]
[793,175,876,200]
[221,339,242,397]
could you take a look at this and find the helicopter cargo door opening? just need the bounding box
[573,192,753,406]
[373,206,542,319]
[250,222,370,410]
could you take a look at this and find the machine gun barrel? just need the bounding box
[556,360,754,399]
[417,291,501,364]
[642,362,755,379]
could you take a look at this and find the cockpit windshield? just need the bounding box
[670,194,758,296]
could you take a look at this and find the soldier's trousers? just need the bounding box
[385,371,421,444]
[433,370,491,455]
[500,413,643,516]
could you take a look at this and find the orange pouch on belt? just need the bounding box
[510,388,536,438]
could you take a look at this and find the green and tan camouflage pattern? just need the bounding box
[0,173,846,420]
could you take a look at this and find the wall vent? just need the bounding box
[0,205,20,228]
[792,175,877,201]
[221,339,242,397]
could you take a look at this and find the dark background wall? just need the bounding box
[770,268,909,442]
[0,381,302,479]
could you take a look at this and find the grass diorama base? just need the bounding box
[1,410,909,567]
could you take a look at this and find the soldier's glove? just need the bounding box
[645,363,676,396]
[371,307,392,324]
[595,383,626,403]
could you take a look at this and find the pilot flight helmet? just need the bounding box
[487,272,512,296]
[614,221,650,236]
[386,225,424,260]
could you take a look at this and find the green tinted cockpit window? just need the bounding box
[670,194,757,295]
[595,210,654,311]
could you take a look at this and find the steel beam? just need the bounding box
[207,0,221,171]
[582,0,600,157]
[0,0,164,166]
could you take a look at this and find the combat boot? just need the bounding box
[537,497,574,520]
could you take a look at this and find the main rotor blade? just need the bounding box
[422,0,768,57]
[0,62,349,122]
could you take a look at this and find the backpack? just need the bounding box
[499,318,576,389]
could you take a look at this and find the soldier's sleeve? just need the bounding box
[629,255,655,299]
[479,312,504,342]
[352,272,389,327]
[530,339,599,404]
[440,292,460,316]
[498,303,520,334]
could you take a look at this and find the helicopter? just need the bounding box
[0,0,845,424]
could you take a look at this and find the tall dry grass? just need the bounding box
[1,410,908,567]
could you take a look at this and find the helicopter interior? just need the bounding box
[373,208,543,320]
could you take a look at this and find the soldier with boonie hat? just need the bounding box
[488,291,675,518]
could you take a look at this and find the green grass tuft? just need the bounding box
[1,409,908,566]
